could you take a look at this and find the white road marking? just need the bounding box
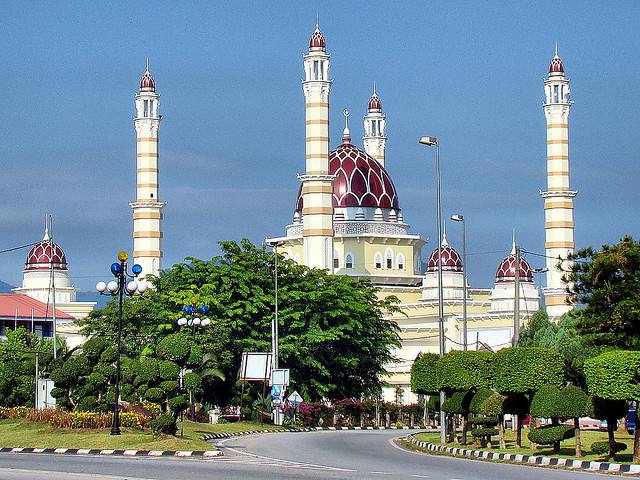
[0,467,157,480]
[409,475,431,478]
[217,436,356,472]
[370,471,393,475]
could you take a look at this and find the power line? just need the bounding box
[0,241,39,255]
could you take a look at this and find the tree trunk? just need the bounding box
[498,414,506,449]
[608,418,616,460]
[574,417,582,458]
[515,415,522,448]
[385,412,390,428]
[462,413,468,445]
[552,417,560,453]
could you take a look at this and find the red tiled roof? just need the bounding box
[0,294,73,320]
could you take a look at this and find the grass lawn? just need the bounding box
[0,419,283,451]
[413,428,636,464]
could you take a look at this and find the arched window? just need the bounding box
[385,248,393,269]
[345,253,354,269]
[333,249,339,269]
[397,253,406,271]
[374,252,383,270]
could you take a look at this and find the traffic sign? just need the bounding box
[287,390,303,408]
[270,368,290,386]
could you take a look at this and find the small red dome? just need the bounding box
[549,54,564,76]
[427,239,463,272]
[25,240,68,271]
[295,142,400,212]
[495,252,533,283]
[368,92,382,112]
[309,26,326,51]
[140,69,155,92]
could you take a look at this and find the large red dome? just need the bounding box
[25,240,67,271]
[295,142,400,213]
[495,252,533,283]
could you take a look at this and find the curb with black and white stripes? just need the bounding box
[203,425,429,440]
[406,434,640,474]
[0,447,222,457]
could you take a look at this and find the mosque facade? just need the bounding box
[267,26,576,404]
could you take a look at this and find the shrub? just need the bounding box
[150,413,177,435]
[168,395,190,415]
[584,350,640,401]
[493,347,563,394]
[81,337,109,361]
[557,385,589,419]
[138,357,160,383]
[159,360,180,380]
[530,384,562,419]
[144,387,164,403]
[527,425,575,445]
[183,372,201,391]
[156,334,191,363]
[159,380,179,395]
[410,353,439,395]
[442,391,472,414]
[437,351,494,392]
[591,441,627,455]
[471,427,498,438]
[468,416,498,426]
[469,388,493,414]
[481,393,506,417]
[297,402,335,426]
[333,398,365,417]
[99,346,117,363]
[75,396,98,412]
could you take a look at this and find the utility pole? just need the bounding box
[513,243,521,346]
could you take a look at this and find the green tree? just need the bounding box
[493,347,563,447]
[436,350,494,392]
[481,393,507,449]
[557,385,590,457]
[566,236,640,349]
[82,239,401,404]
[410,353,439,395]
[584,350,640,461]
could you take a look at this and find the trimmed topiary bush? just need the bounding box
[411,353,440,395]
[527,424,574,445]
[156,334,191,363]
[442,391,472,414]
[159,380,179,395]
[591,441,627,456]
[469,388,493,414]
[471,427,498,438]
[168,395,190,417]
[150,413,177,435]
[144,387,164,404]
[493,347,564,394]
[530,384,562,419]
[437,350,495,392]
[159,360,180,380]
[468,416,498,426]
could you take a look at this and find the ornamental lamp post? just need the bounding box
[418,135,446,444]
[95,251,146,435]
[176,301,212,424]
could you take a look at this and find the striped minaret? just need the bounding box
[541,47,576,318]
[363,84,386,167]
[300,24,334,271]
[130,61,165,279]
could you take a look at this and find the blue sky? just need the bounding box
[1,1,639,291]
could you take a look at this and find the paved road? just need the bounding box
[0,430,607,479]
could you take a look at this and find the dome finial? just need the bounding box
[315,13,319,30]
[442,222,448,246]
[511,229,516,255]
[373,80,376,95]
[43,214,50,241]
[342,108,351,143]
[145,57,150,73]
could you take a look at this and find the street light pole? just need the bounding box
[96,252,146,435]
[266,239,285,425]
[451,214,467,350]
[419,136,446,444]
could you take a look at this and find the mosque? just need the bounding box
[1,25,577,405]
[265,26,577,404]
